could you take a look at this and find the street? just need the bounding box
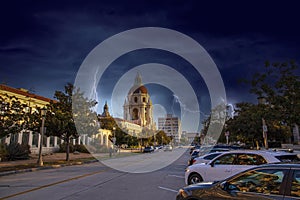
[0,148,189,200]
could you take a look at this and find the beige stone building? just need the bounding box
[0,84,111,153]
[123,73,156,130]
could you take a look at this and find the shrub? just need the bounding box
[0,143,9,161]
[59,143,90,153]
[74,144,89,153]
[59,143,75,153]
[5,143,31,161]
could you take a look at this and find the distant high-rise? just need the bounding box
[158,114,181,144]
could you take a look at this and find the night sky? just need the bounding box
[1,0,300,131]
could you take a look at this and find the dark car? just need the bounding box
[190,145,201,154]
[177,163,300,200]
[143,146,154,153]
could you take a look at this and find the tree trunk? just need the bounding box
[66,136,70,161]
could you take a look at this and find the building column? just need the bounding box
[87,136,90,145]
[28,131,33,147]
[18,132,23,144]
[73,139,76,145]
[37,134,41,148]
[99,133,104,145]
[105,134,109,147]
[46,137,50,148]
[82,134,86,145]
[54,136,58,147]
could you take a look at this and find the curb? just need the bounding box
[0,159,98,177]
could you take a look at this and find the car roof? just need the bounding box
[216,149,298,155]
[201,149,299,163]
[198,152,223,158]
[240,163,300,171]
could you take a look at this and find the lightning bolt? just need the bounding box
[171,94,207,117]
[227,103,235,118]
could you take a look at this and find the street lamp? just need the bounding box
[258,96,269,149]
[37,107,46,166]
[112,127,116,156]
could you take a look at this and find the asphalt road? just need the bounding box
[0,148,190,200]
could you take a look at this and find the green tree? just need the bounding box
[99,116,117,131]
[99,116,139,147]
[72,88,99,137]
[152,130,171,145]
[0,95,29,138]
[200,103,227,144]
[249,60,300,141]
[46,83,98,161]
[224,102,291,148]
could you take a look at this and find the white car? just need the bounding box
[185,150,300,185]
[164,145,173,151]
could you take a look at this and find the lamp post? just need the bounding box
[37,107,46,166]
[262,118,268,149]
[258,96,268,150]
[112,127,116,156]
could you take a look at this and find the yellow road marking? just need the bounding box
[1,169,108,199]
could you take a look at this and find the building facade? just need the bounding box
[0,84,111,154]
[158,114,181,144]
[123,73,155,130]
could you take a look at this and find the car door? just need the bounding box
[284,169,300,200]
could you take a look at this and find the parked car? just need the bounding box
[185,150,300,185]
[197,146,230,156]
[154,145,163,150]
[143,146,154,153]
[164,145,173,151]
[177,163,300,200]
[189,145,201,154]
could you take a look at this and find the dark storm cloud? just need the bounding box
[0,0,300,116]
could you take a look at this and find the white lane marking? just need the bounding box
[168,174,185,178]
[158,186,178,193]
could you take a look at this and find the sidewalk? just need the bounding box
[0,150,142,177]
[0,153,98,177]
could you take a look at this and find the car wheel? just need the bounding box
[188,173,203,185]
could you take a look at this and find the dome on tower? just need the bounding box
[133,85,148,94]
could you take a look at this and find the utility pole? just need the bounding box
[37,108,46,166]
[262,118,268,149]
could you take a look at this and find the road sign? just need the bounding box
[263,125,268,132]
[225,131,230,136]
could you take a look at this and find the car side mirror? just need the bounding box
[220,181,228,190]
[221,181,239,192]
[210,162,215,167]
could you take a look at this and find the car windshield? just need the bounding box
[203,153,222,160]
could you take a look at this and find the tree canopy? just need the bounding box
[0,95,36,139]
[46,83,98,161]
[222,61,299,146]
